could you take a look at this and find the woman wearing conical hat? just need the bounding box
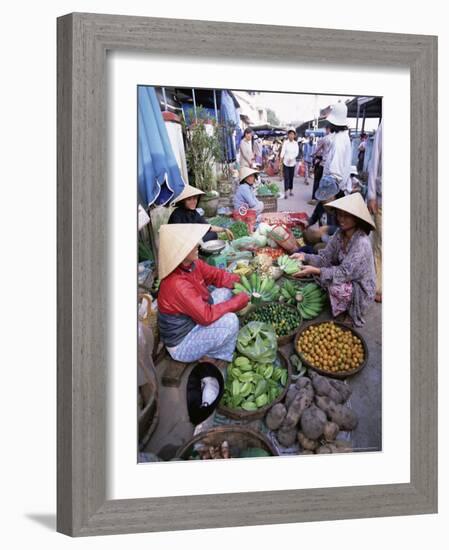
[157,224,249,363]
[168,185,234,241]
[292,193,376,327]
[233,167,264,215]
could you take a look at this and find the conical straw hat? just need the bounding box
[239,166,259,183]
[326,193,376,230]
[158,224,210,279]
[171,184,205,206]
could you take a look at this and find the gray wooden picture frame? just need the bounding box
[57,12,438,537]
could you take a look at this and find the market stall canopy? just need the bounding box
[345,96,382,118]
[250,124,287,137]
[138,86,186,206]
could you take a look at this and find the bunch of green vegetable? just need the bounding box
[277,255,302,275]
[207,215,233,228]
[244,303,302,338]
[291,226,303,239]
[236,321,278,363]
[296,282,327,319]
[233,273,279,303]
[280,280,327,319]
[221,354,287,411]
[218,220,249,240]
[279,280,305,305]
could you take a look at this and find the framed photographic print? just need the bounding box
[57,13,437,536]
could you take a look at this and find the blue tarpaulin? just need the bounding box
[219,90,240,162]
[138,86,186,206]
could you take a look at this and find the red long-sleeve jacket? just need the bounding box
[158,259,249,326]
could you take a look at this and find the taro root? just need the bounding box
[309,371,342,403]
[295,376,313,391]
[297,431,319,451]
[316,444,333,454]
[329,403,358,431]
[265,403,287,431]
[300,404,327,440]
[323,421,339,442]
[331,440,353,453]
[285,385,300,408]
[276,426,297,447]
[283,389,313,429]
[328,379,352,403]
[315,394,336,416]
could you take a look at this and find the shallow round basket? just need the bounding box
[175,425,279,460]
[217,351,291,421]
[294,321,369,379]
[240,303,302,345]
[200,239,226,255]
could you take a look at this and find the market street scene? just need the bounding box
[137,86,382,462]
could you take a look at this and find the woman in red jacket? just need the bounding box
[157,224,249,363]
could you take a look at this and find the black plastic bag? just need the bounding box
[186,362,225,425]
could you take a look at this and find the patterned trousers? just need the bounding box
[168,288,239,363]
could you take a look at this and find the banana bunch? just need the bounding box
[233,273,280,303]
[277,255,302,275]
[279,280,303,306]
[296,282,327,319]
[232,261,253,277]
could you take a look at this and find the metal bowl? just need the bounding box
[200,239,226,255]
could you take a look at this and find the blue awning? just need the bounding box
[138,86,186,206]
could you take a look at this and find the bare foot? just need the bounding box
[375,292,382,303]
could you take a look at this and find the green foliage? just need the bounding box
[183,107,221,193]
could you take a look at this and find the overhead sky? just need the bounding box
[258,91,353,125]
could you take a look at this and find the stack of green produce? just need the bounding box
[218,220,249,240]
[207,215,233,228]
[244,302,302,338]
[291,226,303,239]
[256,182,280,196]
[279,280,305,305]
[233,273,280,303]
[277,255,303,275]
[221,354,288,411]
[295,282,327,319]
[236,321,278,363]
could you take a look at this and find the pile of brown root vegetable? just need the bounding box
[264,371,358,454]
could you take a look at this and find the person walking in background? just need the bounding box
[253,134,263,168]
[367,120,382,303]
[302,134,316,186]
[239,127,255,168]
[357,132,368,173]
[309,126,332,205]
[323,102,352,194]
[280,128,299,198]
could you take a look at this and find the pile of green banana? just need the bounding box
[221,355,288,412]
[277,255,302,275]
[279,280,304,306]
[295,282,328,319]
[232,273,279,303]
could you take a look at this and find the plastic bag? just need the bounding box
[236,322,278,363]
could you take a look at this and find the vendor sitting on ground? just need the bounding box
[168,184,234,242]
[291,193,376,327]
[157,224,250,363]
[233,167,264,216]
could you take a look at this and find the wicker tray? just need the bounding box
[175,425,279,459]
[294,321,369,379]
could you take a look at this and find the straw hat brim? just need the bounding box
[158,224,210,279]
[239,167,259,183]
[171,185,205,206]
[325,193,376,229]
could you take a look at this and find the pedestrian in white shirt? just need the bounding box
[323,102,352,194]
[280,128,299,198]
[239,127,255,168]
